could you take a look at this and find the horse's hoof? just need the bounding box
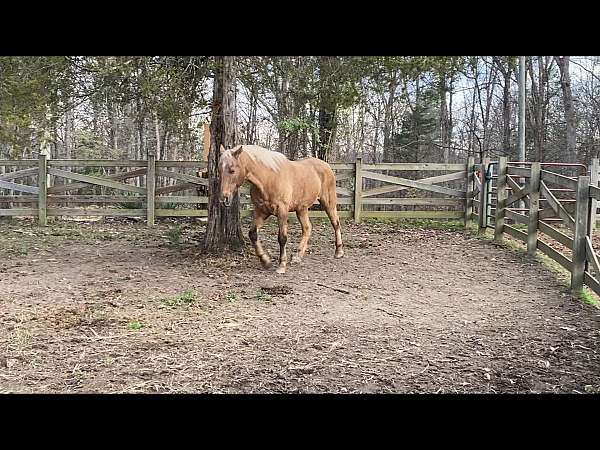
[260,257,272,269]
[276,266,287,274]
[291,255,302,264]
[335,250,344,259]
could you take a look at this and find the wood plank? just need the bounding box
[155,196,208,204]
[361,171,465,198]
[334,173,352,182]
[0,208,37,216]
[362,197,462,206]
[527,162,541,255]
[584,272,600,298]
[47,208,146,217]
[336,187,353,197]
[494,157,508,241]
[478,157,490,232]
[537,240,573,271]
[541,170,578,191]
[0,160,37,167]
[589,185,600,201]
[505,209,528,225]
[48,168,147,194]
[361,171,466,198]
[540,180,575,231]
[156,169,208,186]
[155,182,198,195]
[328,163,354,170]
[155,209,208,217]
[507,166,531,178]
[538,221,574,248]
[0,195,37,203]
[361,163,466,171]
[465,156,474,226]
[0,179,39,194]
[47,195,145,204]
[0,167,38,181]
[47,168,148,194]
[49,160,147,167]
[571,176,591,291]
[332,197,352,205]
[504,185,531,207]
[585,236,600,276]
[504,224,527,243]
[589,158,599,233]
[147,155,156,226]
[505,175,530,208]
[38,155,47,226]
[360,210,464,219]
[156,161,206,168]
[354,158,363,223]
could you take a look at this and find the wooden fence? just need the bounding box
[0,156,472,225]
[478,156,600,295]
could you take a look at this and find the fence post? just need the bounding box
[147,153,156,227]
[527,162,541,255]
[571,175,591,292]
[38,153,47,226]
[354,157,362,223]
[494,157,508,241]
[589,158,599,234]
[478,157,490,233]
[465,156,475,227]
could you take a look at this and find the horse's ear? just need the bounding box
[219,144,226,154]
[232,145,243,159]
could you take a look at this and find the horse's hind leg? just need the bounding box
[292,207,312,264]
[319,196,344,259]
[249,209,272,269]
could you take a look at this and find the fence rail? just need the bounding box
[486,156,600,296]
[1,156,472,225]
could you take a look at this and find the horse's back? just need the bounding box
[293,157,336,182]
[291,157,337,201]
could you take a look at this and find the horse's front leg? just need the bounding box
[276,210,289,274]
[249,209,272,269]
[292,207,312,264]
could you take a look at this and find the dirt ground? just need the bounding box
[1,216,600,394]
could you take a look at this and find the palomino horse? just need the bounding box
[218,144,344,274]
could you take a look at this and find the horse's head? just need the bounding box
[218,144,246,207]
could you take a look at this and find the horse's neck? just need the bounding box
[244,157,280,199]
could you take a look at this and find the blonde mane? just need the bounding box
[238,145,288,172]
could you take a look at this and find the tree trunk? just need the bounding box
[382,72,397,162]
[502,68,512,156]
[555,56,577,162]
[439,75,450,163]
[317,56,337,161]
[203,56,244,251]
[64,106,74,159]
[108,100,119,154]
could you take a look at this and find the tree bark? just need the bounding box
[555,56,577,162]
[382,71,397,162]
[203,56,244,251]
[317,56,337,161]
[439,75,450,163]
